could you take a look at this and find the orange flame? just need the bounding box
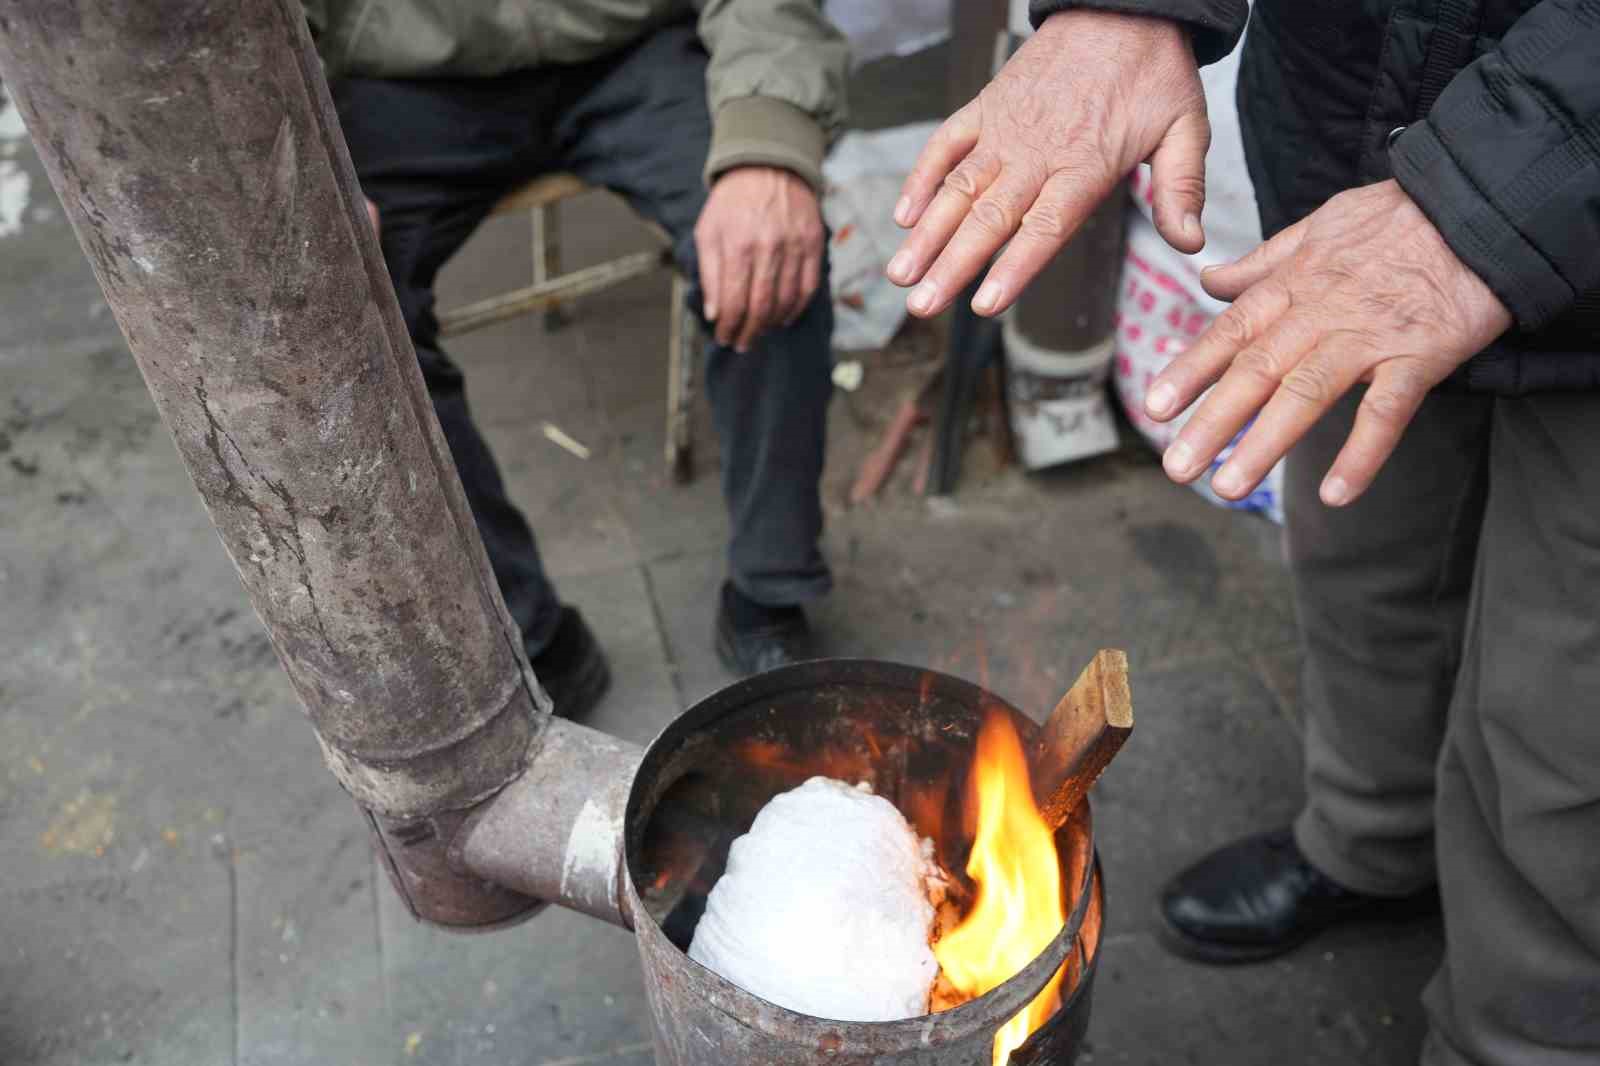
[933,711,1065,1066]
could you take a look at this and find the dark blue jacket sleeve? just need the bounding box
[1028,0,1248,66]
[1392,0,1600,330]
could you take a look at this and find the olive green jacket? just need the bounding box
[302,0,848,191]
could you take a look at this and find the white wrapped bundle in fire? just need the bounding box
[687,776,945,1022]
[686,713,1075,1066]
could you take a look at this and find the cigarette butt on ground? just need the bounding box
[542,421,591,460]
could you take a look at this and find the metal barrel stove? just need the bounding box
[624,660,1104,1065]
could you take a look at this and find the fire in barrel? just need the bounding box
[936,712,1071,1064]
[626,652,1131,1065]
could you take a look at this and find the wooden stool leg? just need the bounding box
[535,202,572,331]
[666,274,696,483]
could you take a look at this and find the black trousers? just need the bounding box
[331,25,834,658]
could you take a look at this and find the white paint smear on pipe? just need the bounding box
[559,799,621,913]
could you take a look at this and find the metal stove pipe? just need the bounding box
[0,0,551,928]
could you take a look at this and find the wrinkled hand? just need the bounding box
[888,10,1209,318]
[695,166,825,353]
[1147,179,1512,507]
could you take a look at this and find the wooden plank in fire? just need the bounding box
[1029,650,1133,830]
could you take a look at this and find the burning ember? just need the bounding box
[934,709,1066,1065]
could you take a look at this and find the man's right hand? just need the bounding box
[887,10,1209,318]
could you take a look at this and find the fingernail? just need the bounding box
[973,281,1003,315]
[1146,382,1177,418]
[1212,463,1244,498]
[908,282,937,316]
[1163,439,1195,478]
[887,251,914,284]
[705,307,718,322]
[894,196,913,226]
[1184,213,1202,240]
[1321,475,1350,507]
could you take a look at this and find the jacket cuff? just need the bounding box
[704,97,827,194]
[1029,0,1248,66]
[1392,122,1571,332]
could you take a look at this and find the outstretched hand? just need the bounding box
[1146,180,1512,507]
[887,10,1210,318]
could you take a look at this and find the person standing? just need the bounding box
[889,2,1600,1062]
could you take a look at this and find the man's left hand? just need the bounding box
[695,166,825,353]
[1146,179,1512,507]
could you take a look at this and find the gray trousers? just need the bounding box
[332,25,834,660]
[1287,390,1600,1064]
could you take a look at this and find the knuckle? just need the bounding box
[1018,204,1070,243]
[1213,306,1256,348]
[1361,386,1410,427]
[943,167,982,201]
[943,153,997,200]
[1280,361,1334,406]
[969,196,1015,237]
[1234,346,1284,384]
[1363,361,1430,426]
[1165,172,1207,204]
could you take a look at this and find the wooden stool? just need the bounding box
[436,173,696,482]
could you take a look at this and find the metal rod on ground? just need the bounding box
[0,0,557,928]
[927,278,1003,496]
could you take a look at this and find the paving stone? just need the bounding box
[233,778,386,1066]
[481,408,642,584]
[547,565,683,744]
[376,886,653,1066]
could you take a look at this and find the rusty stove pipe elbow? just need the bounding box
[451,719,645,930]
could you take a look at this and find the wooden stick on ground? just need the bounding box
[850,396,926,505]
[1029,649,1133,830]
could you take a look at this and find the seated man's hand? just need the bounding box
[889,10,1209,318]
[695,166,825,353]
[1146,179,1512,507]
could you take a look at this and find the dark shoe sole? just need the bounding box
[1155,901,1318,964]
[1154,887,1442,966]
[714,618,803,677]
[551,645,611,722]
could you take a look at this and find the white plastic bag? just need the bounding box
[822,122,941,352]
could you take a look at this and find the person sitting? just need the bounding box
[301,0,849,713]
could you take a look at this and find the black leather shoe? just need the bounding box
[1158,827,1439,964]
[531,607,611,721]
[714,581,811,677]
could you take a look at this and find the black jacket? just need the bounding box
[1031,0,1600,393]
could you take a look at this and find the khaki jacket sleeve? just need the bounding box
[694,0,849,192]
